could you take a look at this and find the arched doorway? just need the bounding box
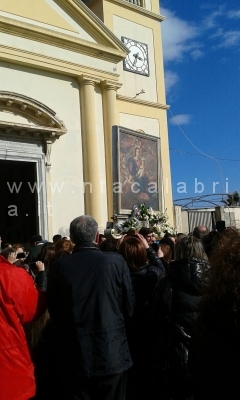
[0,92,67,244]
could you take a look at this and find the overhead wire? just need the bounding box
[168,109,225,193]
[170,147,240,162]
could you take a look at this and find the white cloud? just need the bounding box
[160,4,240,96]
[202,6,225,29]
[209,28,224,39]
[164,70,179,94]
[190,49,204,60]
[218,31,240,47]
[227,10,240,19]
[168,114,192,126]
[161,8,201,63]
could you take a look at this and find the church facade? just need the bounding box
[0,0,173,242]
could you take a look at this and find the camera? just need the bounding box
[16,252,26,259]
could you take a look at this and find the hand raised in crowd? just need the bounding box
[35,261,45,272]
[136,233,149,249]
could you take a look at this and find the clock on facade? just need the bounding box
[121,37,150,76]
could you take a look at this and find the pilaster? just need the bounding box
[78,75,103,225]
[101,80,122,220]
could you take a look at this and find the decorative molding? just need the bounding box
[117,94,169,110]
[0,122,62,136]
[55,0,130,52]
[44,139,53,172]
[77,75,101,85]
[0,15,127,64]
[0,92,67,170]
[0,44,120,82]
[100,80,122,91]
[92,0,165,22]
[0,91,66,134]
[0,0,131,63]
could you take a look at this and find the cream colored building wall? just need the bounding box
[0,61,85,238]
[0,9,85,39]
[151,0,160,15]
[0,0,78,33]
[0,0,172,231]
[113,16,157,103]
[101,1,167,104]
[98,0,173,221]
[119,113,159,136]
[0,32,116,75]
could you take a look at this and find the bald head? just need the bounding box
[193,226,209,240]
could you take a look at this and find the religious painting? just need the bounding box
[112,126,162,216]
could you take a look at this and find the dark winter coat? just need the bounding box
[127,262,164,342]
[152,257,209,399]
[47,243,135,378]
[125,247,166,354]
[125,261,165,400]
[189,302,240,400]
[126,247,166,356]
[146,246,167,273]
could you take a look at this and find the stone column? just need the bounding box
[101,80,121,220]
[78,76,103,224]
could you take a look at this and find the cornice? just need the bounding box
[0,44,120,82]
[100,80,122,90]
[77,75,101,85]
[0,91,67,135]
[117,94,169,109]
[55,0,129,53]
[0,91,68,170]
[100,0,165,22]
[0,15,127,63]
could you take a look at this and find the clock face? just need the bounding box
[121,37,150,76]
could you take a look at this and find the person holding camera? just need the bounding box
[0,246,17,264]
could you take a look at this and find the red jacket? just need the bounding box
[0,256,46,400]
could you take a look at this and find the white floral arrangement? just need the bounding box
[116,203,176,237]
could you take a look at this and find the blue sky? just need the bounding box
[160,1,240,208]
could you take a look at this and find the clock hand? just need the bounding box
[133,52,143,66]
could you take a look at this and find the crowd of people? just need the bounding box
[0,217,240,400]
